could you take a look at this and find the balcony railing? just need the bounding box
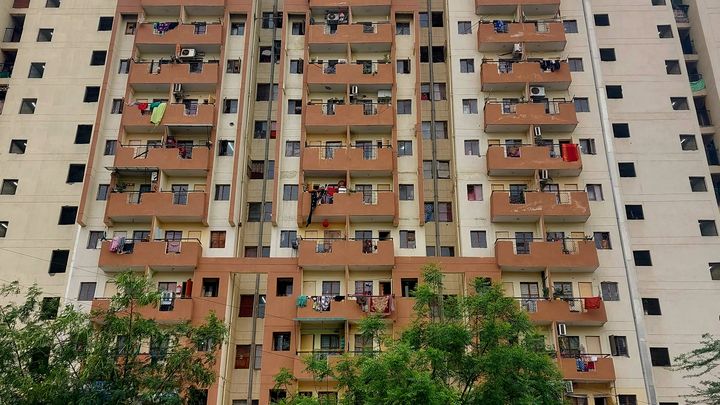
[697,109,713,127]
[558,354,615,382]
[98,238,202,271]
[516,297,607,326]
[297,238,395,269]
[673,4,690,23]
[495,237,600,272]
[491,190,591,223]
[0,63,13,78]
[297,294,394,316]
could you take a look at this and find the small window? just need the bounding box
[464,140,480,156]
[467,184,483,201]
[421,121,448,139]
[291,21,305,35]
[210,231,226,248]
[657,25,673,38]
[599,48,616,61]
[460,58,475,73]
[574,97,590,112]
[462,99,478,114]
[125,22,136,35]
[419,46,446,63]
[601,282,619,301]
[256,83,278,101]
[78,282,96,301]
[1,179,18,195]
[231,22,245,36]
[28,62,45,78]
[625,204,644,220]
[285,141,300,157]
[680,134,698,150]
[568,58,584,72]
[613,123,630,138]
[709,263,720,280]
[111,99,123,114]
[283,184,298,201]
[66,164,85,183]
[633,250,652,266]
[618,395,638,405]
[690,176,707,192]
[245,246,270,257]
[397,99,412,114]
[289,59,303,74]
[579,138,596,154]
[457,21,472,34]
[40,297,60,320]
[48,249,69,273]
[37,29,54,42]
[288,99,302,114]
[642,298,661,315]
[419,11,444,28]
[96,184,110,200]
[84,86,100,102]
[247,202,272,222]
[87,231,104,249]
[671,97,689,110]
[219,140,234,156]
[426,246,455,257]
[234,345,251,369]
[586,184,603,201]
[202,278,220,297]
[280,230,297,248]
[20,98,37,114]
[470,231,487,248]
[401,278,418,297]
[400,230,416,249]
[594,232,612,249]
[0,221,7,238]
[45,0,61,8]
[277,278,293,296]
[248,160,274,180]
[618,162,636,177]
[606,85,623,99]
[399,184,414,201]
[10,139,27,154]
[594,14,610,26]
[73,125,92,144]
[118,59,130,74]
[215,184,231,201]
[223,99,238,113]
[665,59,681,74]
[652,0,666,5]
[226,59,241,74]
[700,220,719,236]
[58,206,78,225]
[398,140,413,156]
[272,332,291,351]
[610,335,629,356]
[262,12,282,29]
[397,59,411,74]
[424,202,453,222]
[396,22,410,35]
[104,140,116,156]
[98,16,114,31]
[563,20,579,33]
[650,347,671,366]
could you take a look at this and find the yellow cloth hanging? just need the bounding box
[150,102,167,126]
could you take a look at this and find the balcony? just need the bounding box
[114,145,210,175]
[475,0,560,16]
[98,239,202,271]
[559,356,615,383]
[477,22,566,52]
[121,103,215,130]
[91,296,194,323]
[301,145,394,176]
[518,298,607,326]
[2,28,22,43]
[296,295,394,321]
[299,190,396,224]
[297,239,395,270]
[486,144,582,177]
[490,191,590,223]
[484,101,578,132]
[293,351,345,381]
[135,23,222,47]
[309,0,391,8]
[495,239,599,272]
[104,191,207,224]
[307,23,392,51]
[0,63,14,79]
[306,62,393,86]
[128,61,219,86]
[481,61,571,91]
[304,103,394,129]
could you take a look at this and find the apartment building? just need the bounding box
[2,0,720,404]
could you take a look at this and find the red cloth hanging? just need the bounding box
[137,102,148,112]
[562,143,579,162]
[584,296,602,309]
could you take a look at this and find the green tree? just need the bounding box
[277,263,565,405]
[0,272,226,405]
[674,333,720,404]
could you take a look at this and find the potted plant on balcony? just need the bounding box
[552,286,564,301]
[542,287,550,300]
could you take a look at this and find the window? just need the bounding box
[652,0,666,4]
[0,222,7,238]
[633,250,652,266]
[58,206,77,225]
[586,184,603,201]
[690,176,707,192]
[285,141,300,157]
[671,97,689,110]
[283,184,298,201]
[322,281,340,296]
[98,16,113,31]
[400,230,416,249]
[238,294,265,318]
[625,204,644,220]
[9,139,27,154]
[568,58,584,72]
[277,278,293,296]
[401,278,418,297]
[118,59,130,74]
[78,282,96,301]
[272,332,291,351]
[460,58,475,73]
[657,25,673,38]
[84,86,100,102]
[219,140,234,156]
[288,99,302,114]
[610,336,629,356]
[467,184,483,201]
[254,120,277,139]
[256,84,278,101]
[245,246,270,257]
[396,22,410,35]
[426,246,455,257]
[66,164,85,183]
[270,390,287,403]
[397,59,411,74]
[563,20,579,33]
[291,21,305,35]
[594,14,610,26]
[618,396,637,405]
[87,231,104,249]
[700,220,719,236]
[104,140,116,156]
[247,202,272,222]
[248,160,274,179]
[20,98,37,114]
[419,11,443,28]
[261,12,282,29]
[710,263,720,280]
[606,85,623,99]
[210,231,226,248]
[419,46,446,63]
[642,298,661,315]
[680,134,698,150]
[125,21,136,35]
[594,232,612,249]
[96,184,110,200]
[458,21,472,34]
[234,345,251,369]
[230,22,245,36]
[618,162,636,177]
[289,59,303,74]
[424,202,452,222]
[464,140,480,156]
[579,138,596,154]
[599,48,616,61]
[280,231,297,248]
[398,140,412,156]
[665,59,681,74]
[601,282,619,301]
[45,0,61,8]
[226,59,241,73]
[1,179,18,195]
[421,121,448,139]
[49,250,69,273]
[397,99,412,114]
[223,99,238,113]
[40,297,60,320]
[613,123,630,138]
[470,231,487,248]
[399,184,414,201]
[37,29,54,42]
[462,99,478,114]
[28,62,45,78]
[202,278,220,297]
[650,348,671,366]
[574,97,590,112]
[421,83,447,100]
[423,160,450,179]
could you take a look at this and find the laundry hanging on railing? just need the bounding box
[110,236,124,252]
[166,240,182,253]
[306,189,323,226]
[153,22,179,35]
[538,59,562,72]
[312,296,331,312]
[296,295,308,308]
[584,296,602,309]
[150,102,168,125]
[561,143,579,162]
[690,78,706,92]
[493,20,508,33]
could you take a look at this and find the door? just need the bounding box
[553,282,573,299]
[323,230,341,253]
[354,280,373,296]
[171,184,188,205]
[502,282,514,297]
[355,230,373,253]
[300,334,314,354]
[355,140,373,160]
[579,282,593,298]
[585,336,601,354]
[515,232,533,254]
[132,230,150,242]
[177,140,193,159]
[325,141,341,159]
[303,281,316,296]
[558,336,580,356]
[520,282,539,312]
[165,230,182,241]
[542,183,560,203]
[509,184,527,204]
[356,184,373,204]
[379,281,391,295]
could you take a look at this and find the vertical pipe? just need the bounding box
[425,0,441,256]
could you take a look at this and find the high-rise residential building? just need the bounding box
[2,0,720,404]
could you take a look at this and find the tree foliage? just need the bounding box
[276,263,565,405]
[675,333,720,404]
[0,272,226,405]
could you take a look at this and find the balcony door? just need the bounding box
[171,184,188,204]
[164,230,182,241]
[324,141,341,159]
[519,282,539,312]
[509,184,527,204]
[354,281,373,296]
[356,184,373,204]
[355,140,373,160]
[515,232,533,254]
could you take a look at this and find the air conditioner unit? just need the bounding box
[557,323,567,336]
[564,381,574,394]
[173,83,183,94]
[350,85,359,95]
[539,169,549,180]
[326,13,340,22]
[529,86,546,98]
[178,48,196,58]
[512,43,523,55]
[534,126,542,137]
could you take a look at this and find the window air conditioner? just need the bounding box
[173,83,183,94]
[557,322,567,336]
[179,48,196,58]
[350,85,359,95]
[529,86,546,98]
[534,126,542,137]
[512,43,523,55]
[564,381,573,394]
[539,169,549,181]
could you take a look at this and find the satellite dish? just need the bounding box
[261,50,272,56]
